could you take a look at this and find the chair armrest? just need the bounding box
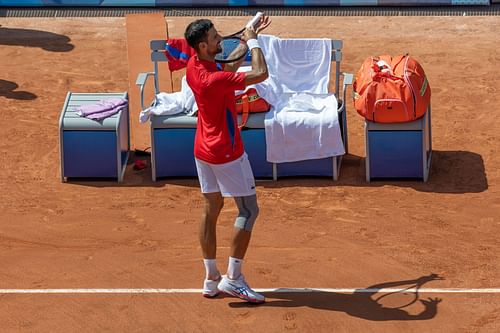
[340,72,353,155]
[341,72,354,107]
[136,72,156,110]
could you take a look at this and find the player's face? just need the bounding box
[205,27,223,55]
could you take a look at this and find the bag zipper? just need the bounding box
[403,56,418,119]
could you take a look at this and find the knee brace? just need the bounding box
[234,195,259,232]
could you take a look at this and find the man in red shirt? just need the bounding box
[185,16,270,303]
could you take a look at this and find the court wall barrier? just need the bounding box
[0,0,492,7]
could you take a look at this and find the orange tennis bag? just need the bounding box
[235,88,271,128]
[353,54,431,123]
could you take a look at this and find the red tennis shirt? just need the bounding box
[186,56,247,164]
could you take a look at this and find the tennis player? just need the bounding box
[184,15,271,303]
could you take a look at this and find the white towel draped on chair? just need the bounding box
[257,34,331,95]
[255,35,345,163]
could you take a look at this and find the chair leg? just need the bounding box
[333,156,338,181]
[151,125,157,182]
[365,122,371,182]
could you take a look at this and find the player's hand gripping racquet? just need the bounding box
[214,12,270,64]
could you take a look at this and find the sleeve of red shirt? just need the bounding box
[206,71,246,92]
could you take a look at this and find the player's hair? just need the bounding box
[184,19,214,51]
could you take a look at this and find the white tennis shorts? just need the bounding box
[195,152,256,197]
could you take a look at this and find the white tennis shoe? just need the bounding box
[218,274,265,303]
[202,276,221,298]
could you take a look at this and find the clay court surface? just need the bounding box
[1,13,499,332]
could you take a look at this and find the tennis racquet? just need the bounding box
[214,12,263,64]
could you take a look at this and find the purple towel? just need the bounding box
[76,98,128,121]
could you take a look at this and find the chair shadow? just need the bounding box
[0,26,74,52]
[229,274,443,322]
[0,79,37,100]
[259,150,488,194]
[65,152,199,188]
[66,150,487,193]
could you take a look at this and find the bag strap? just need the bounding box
[371,55,407,81]
[392,54,407,70]
[373,71,405,81]
[238,94,249,129]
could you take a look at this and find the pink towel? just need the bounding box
[76,98,128,121]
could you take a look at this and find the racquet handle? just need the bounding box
[245,12,263,29]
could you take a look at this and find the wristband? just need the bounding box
[246,39,260,51]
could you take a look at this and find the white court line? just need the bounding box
[1,288,500,294]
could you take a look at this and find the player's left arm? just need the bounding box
[224,16,271,73]
[224,44,247,73]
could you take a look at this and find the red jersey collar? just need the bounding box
[195,56,218,70]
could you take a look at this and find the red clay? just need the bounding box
[0,15,499,332]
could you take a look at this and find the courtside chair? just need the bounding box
[59,92,130,182]
[136,39,352,181]
[365,105,432,182]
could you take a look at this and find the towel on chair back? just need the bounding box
[164,38,195,72]
[254,35,345,163]
[258,35,331,94]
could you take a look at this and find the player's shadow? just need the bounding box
[229,274,443,321]
[0,26,74,52]
[0,79,37,100]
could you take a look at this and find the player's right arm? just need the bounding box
[241,16,271,86]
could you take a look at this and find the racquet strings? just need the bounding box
[214,35,250,64]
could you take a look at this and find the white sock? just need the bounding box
[203,259,219,280]
[227,257,243,280]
